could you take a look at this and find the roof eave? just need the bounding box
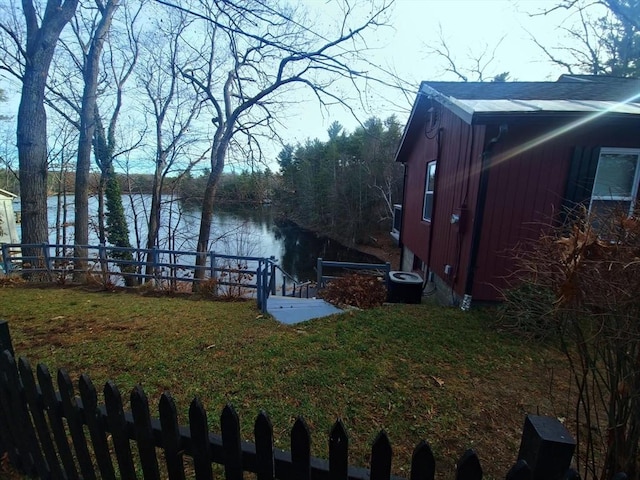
[0,189,18,199]
[469,110,640,125]
[394,84,432,162]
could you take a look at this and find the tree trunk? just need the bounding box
[17,0,79,271]
[145,161,164,279]
[74,0,119,282]
[17,69,49,253]
[194,145,227,283]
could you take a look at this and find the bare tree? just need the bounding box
[158,0,392,281]
[72,0,120,279]
[426,24,508,82]
[0,0,79,253]
[528,0,640,77]
[92,2,143,248]
[137,9,203,263]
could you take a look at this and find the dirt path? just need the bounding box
[352,232,401,270]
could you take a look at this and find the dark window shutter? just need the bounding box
[563,146,601,209]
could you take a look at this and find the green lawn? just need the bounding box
[0,286,568,479]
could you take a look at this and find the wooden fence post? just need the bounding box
[262,262,269,313]
[42,243,52,278]
[269,256,276,295]
[1,244,11,274]
[98,244,108,282]
[256,261,263,311]
[517,415,575,480]
[152,247,159,285]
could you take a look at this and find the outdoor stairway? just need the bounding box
[266,295,343,325]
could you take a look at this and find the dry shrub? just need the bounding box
[320,273,387,309]
[0,275,25,288]
[501,206,640,479]
[198,278,219,299]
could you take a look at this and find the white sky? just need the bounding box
[0,0,585,171]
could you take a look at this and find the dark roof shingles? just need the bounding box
[422,76,640,102]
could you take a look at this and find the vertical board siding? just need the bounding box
[475,119,640,300]
[0,346,584,480]
[401,106,484,294]
[401,100,640,302]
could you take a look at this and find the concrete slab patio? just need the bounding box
[266,295,343,325]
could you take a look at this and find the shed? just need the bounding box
[393,75,640,306]
[0,189,19,245]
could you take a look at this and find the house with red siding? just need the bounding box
[393,75,640,307]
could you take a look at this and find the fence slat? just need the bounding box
[410,441,435,480]
[254,411,274,480]
[58,369,97,480]
[78,374,116,480]
[221,404,243,480]
[329,419,348,480]
[291,417,311,480]
[131,385,161,479]
[37,363,79,480]
[2,351,46,478]
[159,392,186,480]
[370,431,392,480]
[190,397,213,480]
[104,380,137,478]
[0,350,20,468]
[18,358,64,480]
[0,351,29,473]
[456,450,482,480]
[505,459,532,480]
[0,321,15,357]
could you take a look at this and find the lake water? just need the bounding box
[44,194,380,282]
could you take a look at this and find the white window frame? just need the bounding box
[423,161,437,222]
[589,147,640,217]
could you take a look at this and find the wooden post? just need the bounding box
[269,256,276,295]
[317,258,323,289]
[152,247,159,285]
[209,252,218,295]
[517,415,575,480]
[98,243,108,283]
[262,262,269,313]
[1,244,11,274]
[0,320,14,357]
[256,261,263,311]
[42,243,51,270]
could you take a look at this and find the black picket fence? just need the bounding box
[0,321,579,480]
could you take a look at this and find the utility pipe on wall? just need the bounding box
[461,124,508,311]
